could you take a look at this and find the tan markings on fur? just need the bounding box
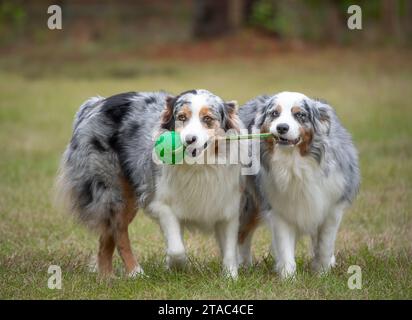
[113,177,139,274]
[199,106,219,129]
[238,206,260,244]
[293,106,314,156]
[160,102,174,127]
[275,104,282,114]
[179,104,192,120]
[97,226,115,276]
[298,126,314,156]
[97,177,139,276]
[198,106,220,158]
[226,108,240,132]
[174,104,192,131]
[291,106,302,114]
[120,177,138,224]
[261,121,274,153]
[239,175,262,244]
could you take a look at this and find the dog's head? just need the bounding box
[255,91,331,157]
[160,89,239,157]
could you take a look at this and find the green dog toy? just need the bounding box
[154,131,273,165]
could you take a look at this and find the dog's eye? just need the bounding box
[203,116,213,123]
[273,110,280,118]
[295,112,307,122]
[177,114,187,122]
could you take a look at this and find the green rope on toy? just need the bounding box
[154,131,273,165]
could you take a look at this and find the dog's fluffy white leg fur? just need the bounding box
[270,214,297,279]
[216,218,239,279]
[215,224,225,257]
[311,205,344,274]
[152,202,187,270]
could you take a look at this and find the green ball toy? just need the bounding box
[154,131,185,164]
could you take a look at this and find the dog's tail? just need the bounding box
[73,96,103,130]
[53,152,77,220]
[54,96,124,232]
[54,97,102,227]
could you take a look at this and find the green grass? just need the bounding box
[0,48,411,299]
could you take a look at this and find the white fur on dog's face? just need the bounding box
[172,89,228,158]
[161,89,239,158]
[268,92,308,146]
[180,93,213,151]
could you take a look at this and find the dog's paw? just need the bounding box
[166,251,187,270]
[276,262,296,280]
[88,255,98,273]
[238,253,253,269]
[128,265,146,278]
[311,255,336,275]
[237,246,253,268]
[330,255,336,267]
[223,265,238,280]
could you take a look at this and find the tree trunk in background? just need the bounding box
[228,0,244,31]
[324,0,343,43]
[405,0,412,40]
[244,0,257,22]
[193,0,245,38]
[381,0,401,41]
[193,0,229,38]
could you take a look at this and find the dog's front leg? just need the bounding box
[155,204,186,270]
[216,217,239,279]
[311,206,344,274]
[270,213,297,279]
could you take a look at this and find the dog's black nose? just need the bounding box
[276,123,289,134]
[185,135,197,145]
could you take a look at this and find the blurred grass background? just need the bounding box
[0,0,411,299]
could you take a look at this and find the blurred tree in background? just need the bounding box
[0,0,410,49]
[0,0,27,43]
[193,0,254,38]
[248,0,412,44]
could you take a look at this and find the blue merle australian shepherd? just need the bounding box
[56,89,242,278]
[237,92,360,279]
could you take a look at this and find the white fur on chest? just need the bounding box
[154,164,241,231]
[263,148,345,234]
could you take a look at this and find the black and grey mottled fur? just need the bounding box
[57,89,237,230]
[56,91,168,231]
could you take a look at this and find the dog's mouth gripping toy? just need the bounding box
[154,131,274,164]
[273,135,302,146]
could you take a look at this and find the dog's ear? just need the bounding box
[304,99,331,135]
[225,100,238,113]
[160,96,176,131]
[223,100,240,132]
[253,98,272,130]
[254,110,266,129]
